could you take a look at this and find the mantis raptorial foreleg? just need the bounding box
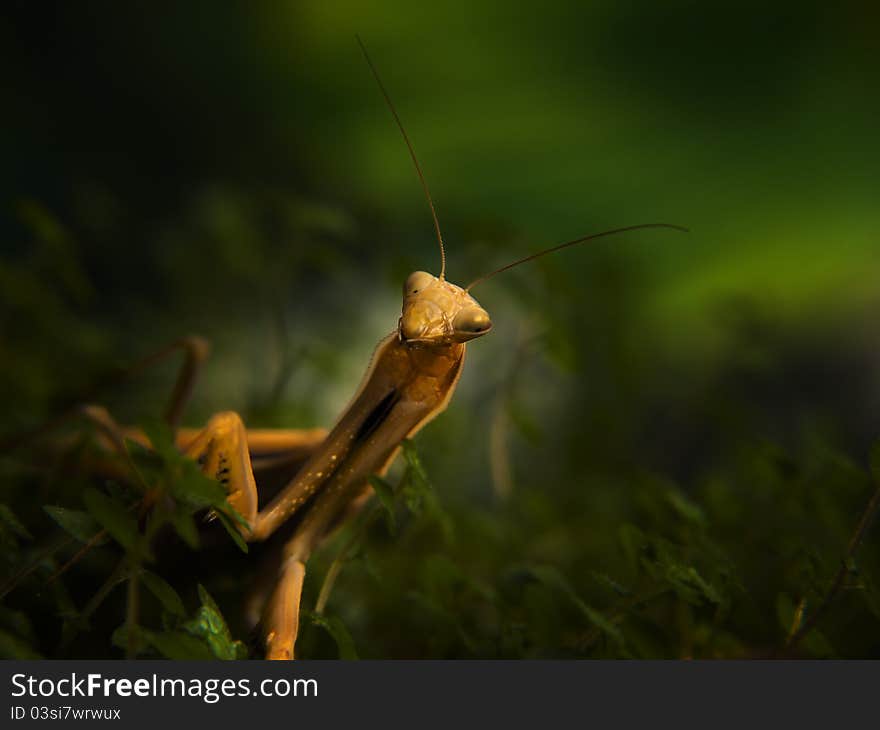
[180,412,262,529]
[63,357,338,659]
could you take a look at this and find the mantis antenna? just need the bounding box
[357,35,447,279]
[466,223,689,291]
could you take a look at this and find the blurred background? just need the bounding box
[2,1,879,658]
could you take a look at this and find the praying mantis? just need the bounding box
[17,39,685,660]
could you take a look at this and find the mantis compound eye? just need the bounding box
[452,306,492,341]
[403,271,436,297]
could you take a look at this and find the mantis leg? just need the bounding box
[175,427,328,471]
[257,482,375,660]
[0,336,210,453]
[180,412,261,531]
[262,551,307,660]
[180,416,330,534]
[78,405,130,456]
[111,335,211,430]
[155,336,211,430]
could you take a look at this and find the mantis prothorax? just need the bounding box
[50,39,686,660]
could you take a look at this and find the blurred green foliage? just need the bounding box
[1,2,879,658]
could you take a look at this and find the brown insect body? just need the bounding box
[240,272,487,658]
[253,334,465,549]
[252,270,486,543]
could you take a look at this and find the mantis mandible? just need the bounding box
[48,39,685,660]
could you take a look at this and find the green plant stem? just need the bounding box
[786,477,880,650]
[57,557,128,652]
[314,503,382,615]
[577,588,670,653]
[0,533,72,600]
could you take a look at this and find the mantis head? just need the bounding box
[360,36,687,350]
[399,271,492,345]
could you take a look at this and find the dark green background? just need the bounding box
[2,1,879,658]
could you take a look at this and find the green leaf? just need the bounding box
[82,488,142,555]
[401,440,430,491]
[140,420,180,464]
[309,612,359,659]
[122,437,153,461]
[151,631,217,660]
[114,625,214,660]
[528,565,623,645]
[140,571,185,617]
[400,439,434,516]
[122,438,162,483]
[169,509,200,549]
[182,585,246,660]
[398,440,453,541]
[659,561,722,606]
[110,624,150,657]
[168,461,227,509]
[803,629,835,658]
[664,489,707,527]
[197,584,222,614]
[139,420,230,512]
[215,511,248,553]
[223,501,251,531]
[0,504,31,541]
[0,628,43,659]
[0,607,38,647]
[43,505,105,544]
[369,475,397,534]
